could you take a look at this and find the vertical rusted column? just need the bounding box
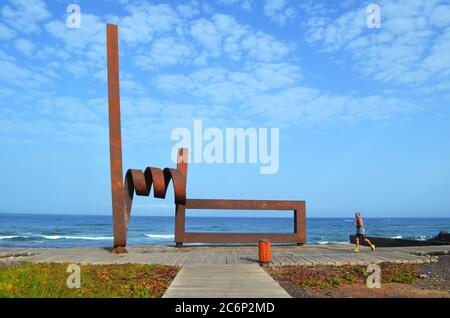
[175,148,188,247]
[294,201,306,246]
[106,24,126,253]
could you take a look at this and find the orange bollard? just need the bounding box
[258,239,271,264]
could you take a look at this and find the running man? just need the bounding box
[353,212,376,253]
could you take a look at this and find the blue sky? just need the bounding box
[0,0,450,217]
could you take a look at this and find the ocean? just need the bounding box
[0,213,449,248]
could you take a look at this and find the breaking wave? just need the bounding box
[144,234,174,239]
[0,235,112,241]
[41,235,113,240]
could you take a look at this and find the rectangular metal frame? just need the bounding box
[174,199,306,246]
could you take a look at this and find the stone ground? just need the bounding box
[277,256,450,298]
[280,282,450,298]
[414,254,450,291]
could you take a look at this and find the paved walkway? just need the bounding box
[163,264,290,298]
[1,245,448,266]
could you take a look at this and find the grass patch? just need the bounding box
[0,263,180,298]
[266,263,418,289]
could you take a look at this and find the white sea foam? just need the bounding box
[0,234,112,241]
[316,241,349,245]
[144,234,174,239]
[41,235,113,240]
[0,235,24,240]
[391,235,402,239]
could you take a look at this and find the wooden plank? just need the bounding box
[163,265,291,298]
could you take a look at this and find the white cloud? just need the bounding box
[154,59,420,128]
[44,13,107,80]
[242,1,252,11]
[14,38,35,57]
[119,7,292,68]
[45,14,105,52]
[190,17,223,58]
[217,0,239,4]
[0,59,51,89]
[241,31,291,61]
[263,0,296,26]
[0,95,108,146]
[422,27,450,77]
[116,96,239,143]
[119,3,182,45]
[430,5,450,28]
[217,0,252,11]
[1,0,51,33]
[0,22,16,40]
[303,0,450,86]
[135,36,193,69]
[189,14,292,63]
[35,46,71,61]
[36,96,100,122]
[247,87,419,126]
[176,3,200,18]
[0,49,15,61]
[156,62,301,104]
[0,0,428,148]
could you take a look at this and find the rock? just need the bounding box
[420,274,428,279]
[431,231,450,242]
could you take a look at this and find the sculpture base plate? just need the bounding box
[112,246,128,254]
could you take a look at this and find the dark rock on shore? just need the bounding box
[349,231,450,247]
[431,231,450,243]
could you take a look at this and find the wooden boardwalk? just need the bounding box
[163,264,290,298]
[1,244,448,266]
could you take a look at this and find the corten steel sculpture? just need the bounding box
[106,24,306,253]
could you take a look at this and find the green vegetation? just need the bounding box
[327,277,343,286]
[297,278,328,289]
[266,263,418,289]
[344,273,356,283]
[380,263,417,284]
[0,263,179,298]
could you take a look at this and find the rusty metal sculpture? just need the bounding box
[106,24,306,254]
